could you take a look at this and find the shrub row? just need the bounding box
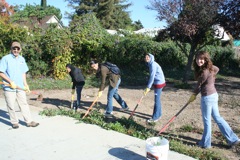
[0,16,238,80]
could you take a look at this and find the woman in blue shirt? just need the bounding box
[144,53,166,123]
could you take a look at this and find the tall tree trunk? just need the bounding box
[183,46,196,82]
[41,0,47,8]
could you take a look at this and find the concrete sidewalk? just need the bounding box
[0,97,196,160]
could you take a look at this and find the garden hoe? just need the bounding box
[82,96,99,119]
[157,101,190,136]
[128,95,144,120]
[0,82,43,101]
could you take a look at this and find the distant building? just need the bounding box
[134,28,161,37]
[106,28,161,37]
[212,24,230,41]
[14,15,63,30]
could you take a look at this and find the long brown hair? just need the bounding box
[193,51,213,79]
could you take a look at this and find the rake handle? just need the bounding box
[82,97,99,119]
[157,102,190,135]
[128,95,144,119]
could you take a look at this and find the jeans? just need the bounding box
[106,78,128,114]
[198,93,239,148]
[152,88,163,120]
[75,82,85,107]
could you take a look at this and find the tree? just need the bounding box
[10,4,62,23]
[217,1,240,38]
[132,20,144,30]
[147,0,226,82]
[108,0,133,29]
[0,20,28,57]
[41,0,47,9]
[0,0,14,22]
[69,13,110,71]
[66,0,133,29]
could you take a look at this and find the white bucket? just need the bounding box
[146,137,169,160]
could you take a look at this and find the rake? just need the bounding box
[128,95,144,119]
[82,96,99,119]
[157,101,190,136]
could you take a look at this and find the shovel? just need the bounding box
[0,82,43,101]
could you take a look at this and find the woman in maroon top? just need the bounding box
[188,51,239,148]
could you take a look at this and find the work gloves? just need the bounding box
[143,88,150,96]
[188,94,196,103]
[98,91,103,98]
[24,85,31,93]
[71,89,75,94]
[10,81,17,89]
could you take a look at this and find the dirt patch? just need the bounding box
[2,76,239,159]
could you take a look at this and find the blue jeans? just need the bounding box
[198,93,239,148]
[106,78,128,114]
[152,88,163,120]
[76,83,85,107]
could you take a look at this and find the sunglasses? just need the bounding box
[12,47,20,51]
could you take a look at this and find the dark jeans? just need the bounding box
[75,82,85,107]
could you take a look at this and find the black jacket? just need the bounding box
[68,65,85,89]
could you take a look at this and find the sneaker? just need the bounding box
[120,107,129,111]
[104,112,113,118]
[12,124,19,129]
[27,121,39,127]
[147,118,159,123]
[74,106,79,110]
[231,139,240,147]
[196,141,211,149]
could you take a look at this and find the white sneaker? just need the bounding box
[231,139,240,147]
[147,118,159,123]
[104,112,113,118]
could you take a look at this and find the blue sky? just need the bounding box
[8,0,165,29]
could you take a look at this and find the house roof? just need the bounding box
[14,15,63,30]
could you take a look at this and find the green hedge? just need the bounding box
[1,19,239,80]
